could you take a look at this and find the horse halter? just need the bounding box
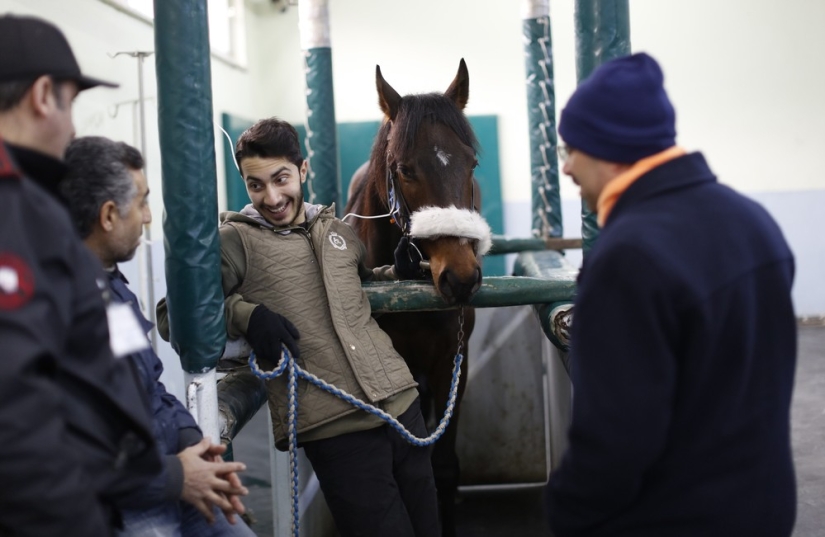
[384,151,478,237]
[384,153,492,262]
[385,156,415,235]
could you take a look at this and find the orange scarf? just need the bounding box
[596,146,686,227]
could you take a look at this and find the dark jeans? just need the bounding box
[117,502,255,537]
[303,398,441,537]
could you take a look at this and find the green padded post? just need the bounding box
[574,0,631,255]
[305,47,340,208]
[154,0,226,373]
[524,1,562,238]
[300,0,340,210]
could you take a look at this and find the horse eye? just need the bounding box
[397,165,415,179]
[472,159,479,169]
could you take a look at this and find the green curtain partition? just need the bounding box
[154,0,225,373]
[523,2,563,239]
[574,0,631,255]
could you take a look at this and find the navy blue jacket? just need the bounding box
[108,268,202,508]
[545,153,796,536]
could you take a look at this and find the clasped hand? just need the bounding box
[178,438,249,524]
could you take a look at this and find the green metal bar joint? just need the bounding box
[513,250,577,355]
[218,370,268,444]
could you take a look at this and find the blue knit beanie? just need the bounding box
[558,52,676,163]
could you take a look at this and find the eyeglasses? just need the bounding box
[557,143,574,163]
[556,144,575,163]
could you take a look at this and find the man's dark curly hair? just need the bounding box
[234,117,304,175]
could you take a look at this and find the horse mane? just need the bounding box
[347,166,370,212]
[367,92,479,202]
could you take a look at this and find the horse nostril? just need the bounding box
[439,270,456,298]
[470,267,482,294]
[438,268,480,304]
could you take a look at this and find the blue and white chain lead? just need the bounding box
[248,330,464,536]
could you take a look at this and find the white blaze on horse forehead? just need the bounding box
[434,145,451,167]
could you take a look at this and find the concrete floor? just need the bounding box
[232,324,825,536]
[791,325,825,537]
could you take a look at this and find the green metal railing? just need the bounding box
[489,235,582,255]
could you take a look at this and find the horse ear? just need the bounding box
[444,58,470,110]
[376,65,402,121]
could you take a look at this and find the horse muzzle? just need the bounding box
[409,206,491,305]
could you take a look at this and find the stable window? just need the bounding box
[101,0,247,67]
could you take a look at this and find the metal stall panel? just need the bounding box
[457,306,549,486]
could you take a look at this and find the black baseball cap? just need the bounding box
[0,14,118,91]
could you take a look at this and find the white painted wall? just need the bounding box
[630,0,825,194]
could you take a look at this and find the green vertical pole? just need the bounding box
[299,0,340,210]
[153,0,225,375]
[523,0,562,238]
[573,0,631,255]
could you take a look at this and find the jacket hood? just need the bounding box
[221,202,329,229]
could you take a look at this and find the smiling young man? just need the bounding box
[544,53,797,537]
[213,117,440,536]
[242,152,307,226]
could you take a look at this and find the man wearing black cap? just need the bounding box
[0,14,161,536]
[545,53,797,536]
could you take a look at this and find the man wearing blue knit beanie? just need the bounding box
[544,53,797,537]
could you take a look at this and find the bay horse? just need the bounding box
[344,59,488,536]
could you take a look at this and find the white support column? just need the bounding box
[185,369,220,442]
[268,407,293,536]
[298,0,331,50]
[522,0,550,19]
[542,337,572,471]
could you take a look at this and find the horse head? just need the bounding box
[372,59,489,304]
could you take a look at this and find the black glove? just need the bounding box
[394,236,427,280]
[246,305,301,368]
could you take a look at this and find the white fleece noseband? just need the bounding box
[408,206,493,256]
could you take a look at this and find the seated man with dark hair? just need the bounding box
[62,135,255,537]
